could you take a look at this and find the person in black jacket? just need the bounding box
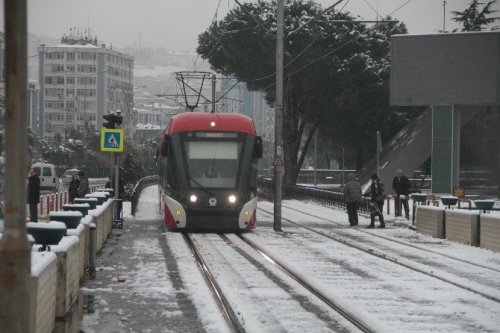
[77,170,89,197]
[27,168,40,222]
[392,168,411,219]
[364,173,385,228]
[68,174,80,203]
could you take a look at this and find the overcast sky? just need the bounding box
[3,0,496,51]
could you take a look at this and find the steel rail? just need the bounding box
[183,233,245,333]
[237,234,374,333]
[280,202,500,274]
[259,206,500,304]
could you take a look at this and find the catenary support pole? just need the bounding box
[313,129,317,186]
[0,1,31,331]
[274,0,284,232]
[114,153,119,198]
[211,74,216,113]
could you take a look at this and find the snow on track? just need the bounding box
[190,233,361,333]
[165,232,230,333]
[275,200,500,270]
[258,201,500,302]
[252,202,500,332]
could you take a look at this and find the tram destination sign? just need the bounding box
[100,128,124,152]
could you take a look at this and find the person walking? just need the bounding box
[392,168,411,219]
[68,173,80,203]
[27,168,40,222]
[364,173,386,228]
[77,170,90,198]
[344,173,362,226]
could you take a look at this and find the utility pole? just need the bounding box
[274,0,284,232]
[443,0,447,32]
[376,131,382,176]
[0,1,31,331]
[211,74,216,113]
[313,129,317,186]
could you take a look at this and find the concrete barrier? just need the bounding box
[33,236,80,319]
[480,213,500,252]
[89,198,113,251]
[445,210,480,246]
[67,224,87,279]
[30,251,58,333]
[416,206,445,238]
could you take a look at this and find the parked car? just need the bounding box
[30,162,59,192]
[62,168,80,186]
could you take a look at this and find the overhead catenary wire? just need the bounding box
[389,0,414,16]
[287,0,345,37]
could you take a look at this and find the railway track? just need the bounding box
[281,202,500,273]
[259,204,500,304]
[184,233,375,333]
[183,233,245,333]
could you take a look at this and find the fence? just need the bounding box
[38,185,99,218]
[257,178,373,214]
[131,175,159,216]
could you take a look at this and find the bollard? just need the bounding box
[113,199,123,229]
[89,223,97,274]
[114,199,123,221]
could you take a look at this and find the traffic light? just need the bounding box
[102,113,121,129]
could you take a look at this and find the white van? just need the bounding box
[30,162,59,192]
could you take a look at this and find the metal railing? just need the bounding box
[258,178,372,214]
[131,175,159,216]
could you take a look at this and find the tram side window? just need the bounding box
[248,159,257,191]
[166,142,178,189]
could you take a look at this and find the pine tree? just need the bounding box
[452,0,499,31]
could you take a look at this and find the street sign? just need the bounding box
[100,128,124,152]
[272,156,284,167]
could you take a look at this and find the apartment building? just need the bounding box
[38,33,134,140]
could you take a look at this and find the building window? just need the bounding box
[51,64,65,72]
[67,77,74,84]
[66,89,74,97]
[45,52,64,59]
[66,64,75,72]
[67,52,75,60]
[78,52,96,60]
[77,64,96,73]
[77,76,96,85]
[44,76,65,85]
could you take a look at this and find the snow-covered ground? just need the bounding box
[82,186,500,332]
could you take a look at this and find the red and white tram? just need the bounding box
[158,112,262,231]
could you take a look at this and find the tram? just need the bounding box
[158,112,262,231]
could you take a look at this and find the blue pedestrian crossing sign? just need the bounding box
[100,129,124,152]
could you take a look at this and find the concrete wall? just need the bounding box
[415,206,445,238]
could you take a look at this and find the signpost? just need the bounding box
[100,128,124,153]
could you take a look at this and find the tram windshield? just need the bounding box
[185,140,242,188]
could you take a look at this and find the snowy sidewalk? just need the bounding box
[81,185,208,332]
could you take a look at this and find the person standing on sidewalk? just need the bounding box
[392,168,411,219]
[77,170,90,197]
[344,173,362,226]
[68,173,80,203]
[27,168,40,222]
[364,173,386,228]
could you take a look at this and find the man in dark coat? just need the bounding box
[77,170,90,197]
[68,174,80,203]
[344,173,362,226]
[364,173,385,228]
[392,168,411,219]
[27,168,40,222]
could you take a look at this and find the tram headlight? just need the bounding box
[228,195,237,204]
[190,194,198,203]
